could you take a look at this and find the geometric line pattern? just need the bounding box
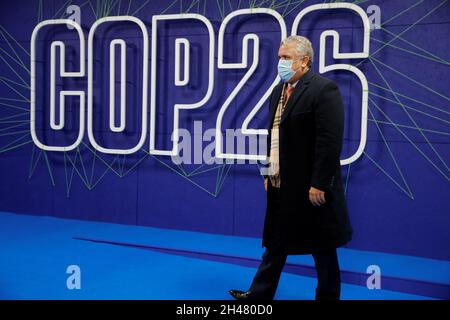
[0,0,448,199]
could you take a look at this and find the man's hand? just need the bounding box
[264,178,268,192]
[309,186,325,206]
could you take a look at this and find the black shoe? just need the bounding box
[228,289,255,300]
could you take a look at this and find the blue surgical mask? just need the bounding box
[277,58,300,83]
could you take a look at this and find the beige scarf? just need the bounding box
[269,83,294,188]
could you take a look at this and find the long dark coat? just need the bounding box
[262,70,353,255]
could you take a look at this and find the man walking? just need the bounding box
[229,36,352,301]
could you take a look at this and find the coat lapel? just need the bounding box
[280,70,314,124]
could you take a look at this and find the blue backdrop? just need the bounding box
[0,0,449,262]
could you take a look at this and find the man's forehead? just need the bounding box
[278,44,295,56]
[279,43,293,51]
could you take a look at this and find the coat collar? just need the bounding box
[280,69,314,123]
[268,69,315,128]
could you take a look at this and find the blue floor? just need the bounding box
[0,211,447,300]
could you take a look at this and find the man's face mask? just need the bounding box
[277,58,305,83]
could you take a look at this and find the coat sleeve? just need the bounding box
[310,81,345,191]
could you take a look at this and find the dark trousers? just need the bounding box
[249,188,341,300]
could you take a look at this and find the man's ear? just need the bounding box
[302,57,309,68]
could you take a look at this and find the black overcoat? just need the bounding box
[262,70,353,254]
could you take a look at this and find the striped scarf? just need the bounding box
[269,83,294,188]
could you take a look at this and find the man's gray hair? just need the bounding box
[280,36,314,66]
